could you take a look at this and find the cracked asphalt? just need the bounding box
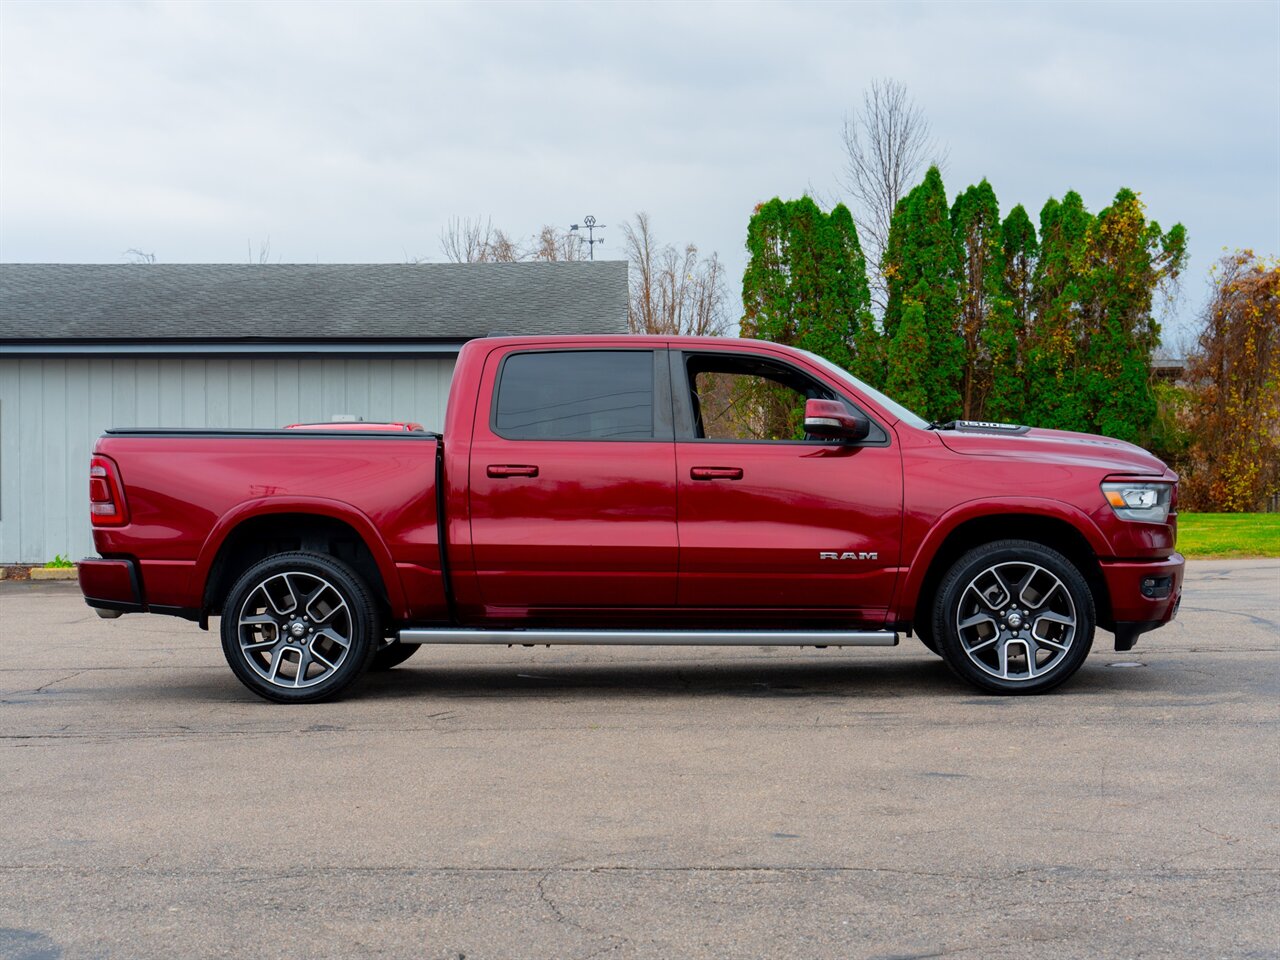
[1,560,1277,959]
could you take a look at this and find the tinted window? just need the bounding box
[494,351,655,440]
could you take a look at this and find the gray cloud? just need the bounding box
[3,0,1276,344]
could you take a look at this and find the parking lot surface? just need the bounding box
[1,560,1277,960]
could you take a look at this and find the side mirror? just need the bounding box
[803,398,870,442]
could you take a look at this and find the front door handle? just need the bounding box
[690,466,743,481]
[487,464,539,478]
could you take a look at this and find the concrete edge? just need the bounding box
[29,567,78,581]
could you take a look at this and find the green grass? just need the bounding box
[43,554,74,569]
[1177,513,1280,559]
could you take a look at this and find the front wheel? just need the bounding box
[221,551,380,703]
[932,540,1095,695]
[371,638,420,671]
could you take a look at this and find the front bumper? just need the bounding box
[1100,552,1184,651]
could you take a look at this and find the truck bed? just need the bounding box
[85,428,447,621]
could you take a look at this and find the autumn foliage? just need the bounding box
[1181,252,1280,511]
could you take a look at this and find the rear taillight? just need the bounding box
[89,456,128,526]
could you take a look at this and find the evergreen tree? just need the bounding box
[1026,191,1093,431]
[884,292,931,416]
[1025,189,1185,441]
[826,203,884,388]
[1078,189,1187,443]
[881,166,963,421]
[742,196,879,380]
[950,179,1005,419]
[1001,204,1038,327]
[985,204,1038,422]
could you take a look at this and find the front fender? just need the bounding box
[894,497,1110,621]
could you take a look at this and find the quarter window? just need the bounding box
[494,350,656,440]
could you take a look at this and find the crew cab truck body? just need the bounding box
[79,335,1183,702]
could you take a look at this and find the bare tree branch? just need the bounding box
[440,217,587,263]
[839,78,945,310]
[440,216,499,263]
[533,225,586,262]
[486,229,523,262]
[622,212,728,336]
[247,237,272,264]
[124,248,156,264]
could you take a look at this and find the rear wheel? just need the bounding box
[221,551,379,703]
[932,539,1095,695]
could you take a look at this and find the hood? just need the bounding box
[935,421,1168,475]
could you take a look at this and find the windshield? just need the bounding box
[795,347,932,430]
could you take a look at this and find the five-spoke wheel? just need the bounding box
[221,552,379,703]
[933,540,1094,694]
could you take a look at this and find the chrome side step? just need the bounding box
[396,628,898,647]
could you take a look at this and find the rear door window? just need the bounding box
[493,350,658,440]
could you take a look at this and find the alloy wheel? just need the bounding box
[236,571,353,689]
[954,561,1077,682]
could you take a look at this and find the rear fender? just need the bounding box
[195,497,407,617]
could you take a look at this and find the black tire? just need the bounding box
[220,551,380,703]
[914,624,941,656]
[370,639,420,671]
[931,539,1095,695]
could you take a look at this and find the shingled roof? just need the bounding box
[0,261,629,342]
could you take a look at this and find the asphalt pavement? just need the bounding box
[1,560,1277,959]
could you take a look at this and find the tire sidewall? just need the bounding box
[220,551,380,703]
[370,639,420,671]
[933,539,1096,695]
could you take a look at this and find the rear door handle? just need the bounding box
[690,466,743,481]
[487,464,539,478]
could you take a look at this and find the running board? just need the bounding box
[396,628,898,647]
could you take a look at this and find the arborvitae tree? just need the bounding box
[826,203,884,387]
[745,173,1186,441]
[884,291,931,415]
[742,196,878,379]
[1024,189,1185,441]
[1025,191,1093,432]
[1077,189,1187,443]
[950,179,1005,419]
[881,166,964,421]
[1002,204,1038,328]
[985,204,1038,422]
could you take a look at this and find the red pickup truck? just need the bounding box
[79,335,1183,702]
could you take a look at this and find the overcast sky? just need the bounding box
[2,0,1277,345]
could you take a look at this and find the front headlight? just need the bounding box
[1102,481,1173,522]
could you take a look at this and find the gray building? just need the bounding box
[0,261,628,564]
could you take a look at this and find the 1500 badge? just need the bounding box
[820,551,878,560]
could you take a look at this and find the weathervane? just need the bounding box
[569,215,605,261]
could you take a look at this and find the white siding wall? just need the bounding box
[0,355,456,563]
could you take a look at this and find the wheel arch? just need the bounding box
[902,503,1112,636]
[198,499,405,619]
